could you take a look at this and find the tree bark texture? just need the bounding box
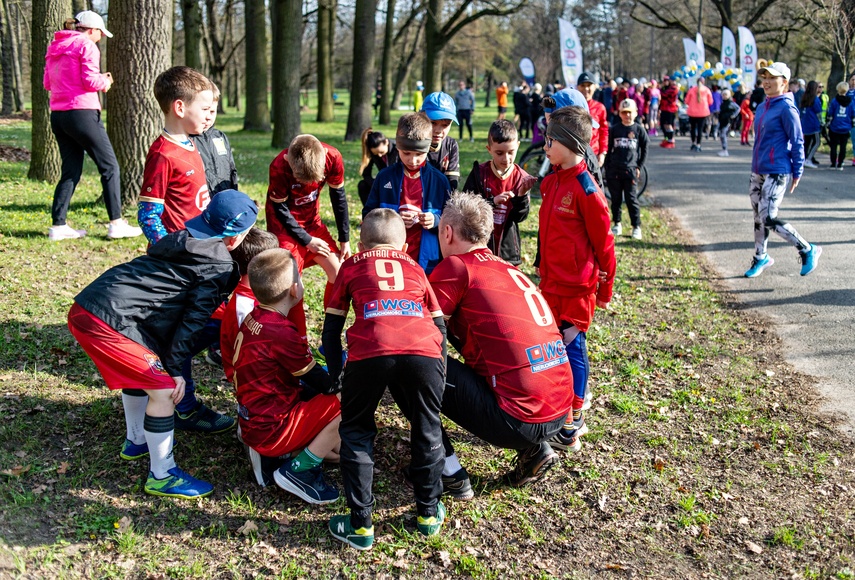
[0,0,12,115]
[379,0,396,125]
[244,0,270,130]
[271,0,302,149]
[182,0,203,69]
[2,0,24,112]
[107,0,172,206]
[28,0,70,182]
[344,0,378,141]
[423,0,443,92]
[72,0,90,14]
[316,0,334,122]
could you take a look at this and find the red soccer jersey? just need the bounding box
[476,162,535,246]
[429,248,574,423]
[220,279,257,384]
[326,247,444,361]
[399,169,424,262]
[233,306,317,448]
[139,132,211,233]
[265,143,345,238]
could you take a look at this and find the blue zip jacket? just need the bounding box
[363,161,451,273]
[798,96,822,135]
[826,95,855,134]
[752,93,804,179]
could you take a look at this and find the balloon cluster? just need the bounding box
[670,60,745,91]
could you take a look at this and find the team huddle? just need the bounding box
[68,66,616,551]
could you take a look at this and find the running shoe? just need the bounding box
[611,223,622,236]
[175,401,236,433]
[329,515,374,550]
[120,439,149,460]
[107,219,143,239]
[744,254,774,278]
[442,468,475,500]
[547,416,589,452]
[145,467,213,498]
[803,160,817,168]
[799,245,822,277]
[48,224,86,241]
[631,227,642,240]
[205,347,223,367]
[505,442,558,487]
[245,444,287,487]
[417,501,446,536]
[717,150,729,157]
[274,462,339,504]
[581,388,593,411]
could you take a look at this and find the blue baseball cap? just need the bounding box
[420,91,458,124]
[542,88,599,128]
[185,189,258,239]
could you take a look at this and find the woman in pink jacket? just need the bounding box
[685,77,713,152]
[43,11,141,241]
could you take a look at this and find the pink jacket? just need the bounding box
[685,84,713,117]
[43,30,109,111]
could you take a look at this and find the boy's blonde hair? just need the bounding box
[396,113,432,143]
[153,66,213,114]
[721,88,732,99]
[837,82,849,95]
[210,81,221,102]
[440,191,493,245]
[248,249,297,305]
[288,135,326,184]
[361,209,406,249]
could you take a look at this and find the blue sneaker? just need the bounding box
[120,439,149,460]
[799,245,822,276]
[274,462,340,505]
[144,467,214,499]
[744,254,774,278]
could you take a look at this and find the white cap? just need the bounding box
[759,62,791,82]
[75,10,113,38]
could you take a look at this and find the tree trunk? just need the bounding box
[107,0,172,206]
[391,17,423,110]
[316,0,334,122]
[182,0,203,69]
[28,0,70,182]
[244,0,270,130]
[0,0,12,115]
[71,0,90,14]
[423,0,443,92]
[378,0,395,125]
[344,0,378,141]
[271,0,302,148]
[2,0,24,112]
[483,71,492,107]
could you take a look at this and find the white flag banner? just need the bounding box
[738,26,758,89]
[683,37,700,85]
[721,27,737,69]
[695,32,706,65]
[558,18,583,87]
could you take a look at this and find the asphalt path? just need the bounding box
[643,134,855,436]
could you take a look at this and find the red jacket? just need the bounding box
[537,162,615,303]
[587,98,609,155]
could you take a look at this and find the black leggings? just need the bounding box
[829,131,849,167]
[689,116,706,145]
[803,132,821,163]
[607,171,641,227]
[50,109,122,226]
[457,109,473,140]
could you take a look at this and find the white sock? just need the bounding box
[443,453,463,476]
[122,392,148,445]
[144,414,177,479]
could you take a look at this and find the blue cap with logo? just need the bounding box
[542,88,599,128]
[185,189,258,239]
[420,91,458,124]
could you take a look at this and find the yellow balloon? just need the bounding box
[726,68,733,75]
[704,61,711,69]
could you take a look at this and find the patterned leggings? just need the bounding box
[749,173,809,257]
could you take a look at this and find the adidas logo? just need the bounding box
[384,182,392,189]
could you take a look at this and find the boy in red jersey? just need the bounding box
[233,249,342,503]
[462,120,536,265]
[323,209,447,551]
[537,106,616,453]
[266,134,351,339]
[429,192,574,488]
[136,65,235,434]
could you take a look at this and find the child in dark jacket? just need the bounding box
[356,128,399,206]
[192,83,238,195]
[606,98,649,239]
[717,89,741,157]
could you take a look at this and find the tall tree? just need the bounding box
[378,0,396,125]
[271,0,302,148]
[244,0,270,130]
[29,0,71,182]
[345,0,378,140]
[316,0,335,122]
[107,0,172,206]
[2,0,24,113]
[71,0,90,14]
[0,0,12,115]
[182,0,203,69]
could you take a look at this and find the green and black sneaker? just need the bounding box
[416,500,446,536]
[174,402,235,433]
[329,515,374,550]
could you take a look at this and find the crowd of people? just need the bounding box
[44,10,849,553]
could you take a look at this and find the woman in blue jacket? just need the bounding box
[826,81,855,170]
[799,81,823,168]
[744,62,821,279]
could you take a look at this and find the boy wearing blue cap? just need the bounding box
[421,92,460,191]
[68,190,258,499]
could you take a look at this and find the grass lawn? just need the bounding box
[1,105,854,579]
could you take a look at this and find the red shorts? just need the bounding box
[67,303,175,391]
[275,221,339,273]
[541,291,596,333]
[240,393,341,457]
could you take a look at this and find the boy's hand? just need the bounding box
[339,241,352,260]
[596,299,610,310]
[103,72,113,92]
[400,209,419,228]
[307,237,331,256]
[598,269,608,283]
[418,212,435,229]
[493,192,513,205]
[635,168,640,179]
[170,376,186,404]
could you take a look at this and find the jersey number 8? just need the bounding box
[507,268,553,327]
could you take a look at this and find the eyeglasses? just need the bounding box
[544,137,554,149]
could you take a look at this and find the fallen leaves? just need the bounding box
[237,520,258,536]
[745,540,764,554]
[1,464,31,477]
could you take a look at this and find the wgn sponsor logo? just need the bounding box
[364,299,424,319]
[525,340,568,373]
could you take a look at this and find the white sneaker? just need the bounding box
[49,224,86,241]
[717,150,729,157]
[803,160,817,168]
[631,227,642,240]
[611,223,622,236]
[108,219,143,239]
[839,166,845,171]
